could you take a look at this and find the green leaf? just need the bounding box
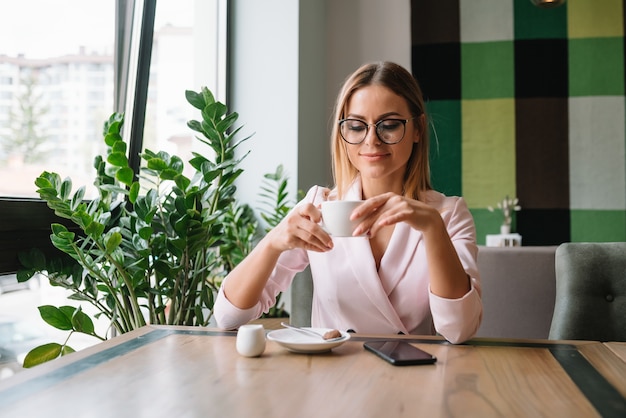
[174,196,187,214]
[107,152,128,167]
[62,345,76,355]
[138,226,153,240]
[93,154,104,170]
[38,305,73,330]
[71,308,95,335]
[116,167,134,186]
[99,184,129,195]
[112,140,127,154]
[71,210,93,229]
[85,221,105,238]
[201,86,216,106]
[135,192,157,222]
[147,158,168,170]
[60,178,73,201]
[142,149,158,159]
[16,269,35,282]
[105,231,123,254]
[36,171,61,189]
[70,186,86,211]
[153,259,172,278]
[169,155,184,173]
[104,132,123,146]
[129,182,140,203]
[18,247,47,271]
[174,174,190,190]
[59,306,81,322]
[132,232,149,250]
[185,90,206,109]
[34,176,53,190]
[216,112,238,133]
[51,223,69,235]
[187,120,203,134]
[23,343,63,368]
[160,168,179,180]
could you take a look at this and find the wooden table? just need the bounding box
[0,325,624,417]
[605,342,626,364]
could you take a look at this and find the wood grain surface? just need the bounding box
[0,326,624,418]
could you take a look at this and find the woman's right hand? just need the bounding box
[266,202,333,253]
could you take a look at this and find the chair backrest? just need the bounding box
[476,246,557,339]
[292,246,561,339]
[549,242,626,342]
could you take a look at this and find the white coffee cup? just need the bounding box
[236,324,266,357]
[321,200,364,237]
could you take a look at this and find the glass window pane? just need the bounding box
[145,0,226,178]
[0,0,115,199]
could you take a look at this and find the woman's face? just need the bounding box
[343,84,419,192]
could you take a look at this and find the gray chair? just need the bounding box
[549,242,626,342]
[291,246,561,339]
[476,246,557,339]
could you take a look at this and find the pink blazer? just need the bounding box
[214,180,482,344]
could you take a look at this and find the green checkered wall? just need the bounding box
[411,0,626,245]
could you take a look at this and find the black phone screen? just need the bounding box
[364,340,437,366]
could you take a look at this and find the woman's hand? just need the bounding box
[266,202,333,252]
[351,192,440,237]
[352,192,471,298]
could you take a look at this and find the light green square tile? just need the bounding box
[568,0,623,38]
[569,38,624,96]
[462,99,516,208]
[571,210,626,242]
[462,41,514,99]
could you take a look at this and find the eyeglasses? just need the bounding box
[338,118,412,145]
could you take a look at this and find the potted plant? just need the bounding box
[17,87,292,367]
[488,195,521,234]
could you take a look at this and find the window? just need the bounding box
[0,0,227,380]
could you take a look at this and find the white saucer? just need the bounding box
[266,328,351,353]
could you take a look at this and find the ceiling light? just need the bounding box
[530,0,566,8]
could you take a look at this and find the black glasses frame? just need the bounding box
[338,118,412,145]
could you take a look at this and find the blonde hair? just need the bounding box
[330,61,431,200]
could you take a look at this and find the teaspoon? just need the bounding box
[280,322,345,342]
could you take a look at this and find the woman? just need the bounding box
[214,61,482,343]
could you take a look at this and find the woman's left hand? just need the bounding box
[351,192,441,237]
[353,192,470,299]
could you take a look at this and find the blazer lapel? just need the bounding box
[335,178,409,333]
[347,250,408,333]
[378,223,422,295]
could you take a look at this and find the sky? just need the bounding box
[0,0,193,58]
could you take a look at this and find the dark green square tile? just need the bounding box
[471,208,521,246]
[427,100,462,196]
[514,0,567,40]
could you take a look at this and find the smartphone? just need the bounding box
[364,340,437,366]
